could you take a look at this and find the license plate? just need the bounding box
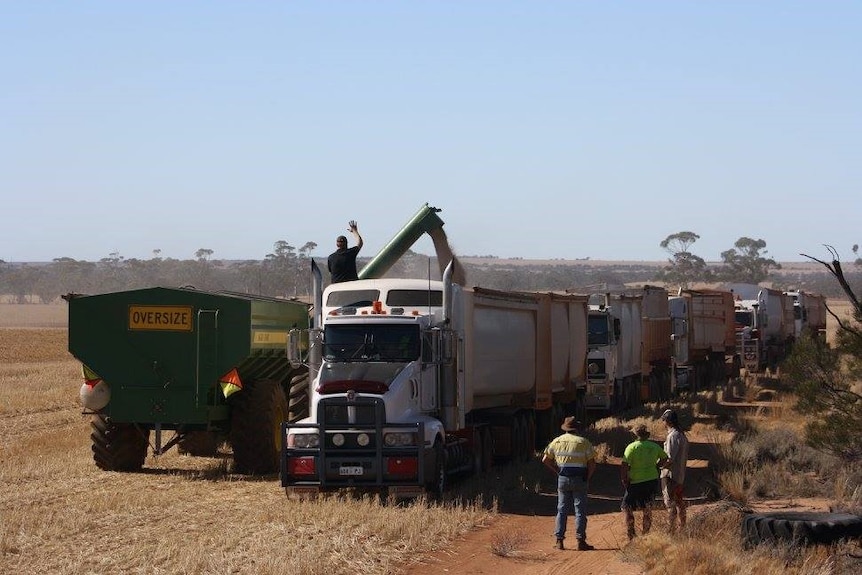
[339,465,363,476]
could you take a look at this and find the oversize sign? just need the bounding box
[128,305,194,331]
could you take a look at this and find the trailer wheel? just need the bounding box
[481,427,494,471]
[526,413,537,456]
[742,512,862,547]
[91,415,149,472]
[178,431,220,456]
[229,378,287,475]
[287,372,310,422]
[472,430,485,474]
[513,416,526,461]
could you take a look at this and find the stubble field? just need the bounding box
[0,308,492,575]
[1,298,856,574]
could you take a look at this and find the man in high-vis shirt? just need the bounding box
[620,423,669,540]
[542,416,596,551]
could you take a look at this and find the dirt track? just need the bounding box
[403,440,718,575]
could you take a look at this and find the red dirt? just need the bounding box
[402,428,832,575]
[404,509,644,575]
[402,451,704,575]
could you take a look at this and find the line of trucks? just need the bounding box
[64,204,828,497]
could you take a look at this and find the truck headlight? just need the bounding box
[356,433,370,447]
[289,433,319,448]
[383,432,417,447]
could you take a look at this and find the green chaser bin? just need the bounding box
[67,287,310,429]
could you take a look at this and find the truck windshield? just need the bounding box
[588,314,609,346]
[735,310,753,327]
[326,289,380,309]
[323,324,421,362]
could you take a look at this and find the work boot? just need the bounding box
[555,538,564,550]
[576,540,594,551]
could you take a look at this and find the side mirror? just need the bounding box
[287,329,304,368]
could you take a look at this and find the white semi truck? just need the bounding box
[669,289,738,392]
[784,289,828,341]
[281,261,588,498]
[583,286,672,411]
[734,287,795,373]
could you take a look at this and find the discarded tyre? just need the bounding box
[742,511,862,547]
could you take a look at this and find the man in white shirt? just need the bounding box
[660,409,690,533]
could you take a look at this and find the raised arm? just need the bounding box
[348,220,363,250]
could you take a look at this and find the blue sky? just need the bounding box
[2,2,860,264]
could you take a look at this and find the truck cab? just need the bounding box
[282,277,456,498]
[585,294,642,411]
[734,298,760,372]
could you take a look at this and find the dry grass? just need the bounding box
[625,504,745,574]
[0,328,495,575]
[0,303,67,328]
[0,330,78,420]
[489,528,530,557]
[624,502,860,575]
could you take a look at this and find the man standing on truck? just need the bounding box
[327,220,363,283]
[542,416,596,551]
[620,423,668,541]
[660,409,689,533]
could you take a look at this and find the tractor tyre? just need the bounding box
[177,431,220,457]
[229,378,288,475]
[91,415,149,472]
[742,511,862,547]
[287,372,310,423]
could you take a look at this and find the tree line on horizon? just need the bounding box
[1,233,860,304]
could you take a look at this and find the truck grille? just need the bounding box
[322,403,378,426]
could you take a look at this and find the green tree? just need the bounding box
[5,264,40,303]
[262,240,299,298]
[718,237,780,283]
[655,231,712,289]
[190,248,219,290]
[785,247,862,461]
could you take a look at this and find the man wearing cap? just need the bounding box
[542,416,596,551]
[327,220,363,283]
[660,409,689,533]
[620,423,668,541]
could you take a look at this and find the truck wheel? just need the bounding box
[229,378,288,475]
[429,439,448,499]
[91,415,149,472]
[178,431,220,456]
[288,372,310,422]
[742,512,862,547]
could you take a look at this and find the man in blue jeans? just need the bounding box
[542,416,597,550]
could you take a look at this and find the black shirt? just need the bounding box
[328,246,361,283]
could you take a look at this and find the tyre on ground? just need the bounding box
[177,430,221,457]
[742,511,862,547]
[229,378,289,475]
[91,415,150,472]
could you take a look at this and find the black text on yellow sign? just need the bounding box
[128,306,194,331]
